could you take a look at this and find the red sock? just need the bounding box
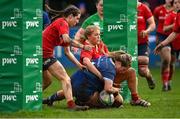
[168,66,174,81]
[131,93,139,101]
[67,100,76,109]
[162,71,170,85]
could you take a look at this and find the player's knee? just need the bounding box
[138,65,148,77]
[162,60,170,69]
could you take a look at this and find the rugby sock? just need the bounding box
[49,93,58,102]
[162,71,170,86]
[49,92,60,102]
[48,92,65,102]
[168,64,174,81]
[131,93,139,101]
[67,100,76,108]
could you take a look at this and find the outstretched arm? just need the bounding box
[154,32,177,54]
[62,34,91,51]
[64,46,86,70]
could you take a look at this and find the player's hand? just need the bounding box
[79,64,87,70]
[140,30,148,38]
[83,45,92,51]
[154,43,164,55]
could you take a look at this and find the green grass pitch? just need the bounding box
[0,68,180,118]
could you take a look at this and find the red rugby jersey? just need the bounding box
[153,5,173,35]
[43,18,70,58]
[80,41,109,63]
[138,3,152,45]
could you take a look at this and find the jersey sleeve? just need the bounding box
[173,12,180,33]
[144,4,153,20]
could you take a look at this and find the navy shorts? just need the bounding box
[156,32,170,47]
[71,70,103,102]
[43,57,57,71]
[138,43,149,56]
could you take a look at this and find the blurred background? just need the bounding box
[43,0,180,68]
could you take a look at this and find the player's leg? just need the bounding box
[159,46,171,91]
[168,50,176,91]
[46,61,89,110]
[126,68,151,107]
[138,43,155,89]
[43,58,55,90]
[43,69,86,106]
[114,68,151,107]
[43,70,52,90]
[156,34,171,91]
[43,90,65,106]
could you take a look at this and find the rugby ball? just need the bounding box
[99,90,114,106]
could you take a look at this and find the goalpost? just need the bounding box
[104,0,137,102]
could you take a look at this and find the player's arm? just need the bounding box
[83,57,103,80]
[163,24,174,32]
[161,32,178,46]
[74,28,86,43]
[64,46,86,70]
[104,79,119,94]
[154,32,178,54]
[62,34,91,50]
[141,16,156,38]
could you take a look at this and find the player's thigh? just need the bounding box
[48,61,69,81]
[160,46,171,60]
[43,70,52,83]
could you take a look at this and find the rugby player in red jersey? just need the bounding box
[43,5,91,111]
[137,1,156,89]
[153,0,174,91]
[155,0,180,59]
[160,0,180,91]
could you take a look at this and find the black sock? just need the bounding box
[49,93,59,102]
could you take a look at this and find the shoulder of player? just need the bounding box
[140,3,150,11]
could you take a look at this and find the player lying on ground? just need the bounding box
[78,25,151,107]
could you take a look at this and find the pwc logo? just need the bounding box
[1,95,17,103]
[1,21,17,29]
[25,95,38,103]
[26,21,39,29]
[25,58,39,66]
[1,58,17,66]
